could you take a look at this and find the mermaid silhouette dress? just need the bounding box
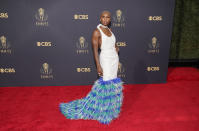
[59,23,124,124]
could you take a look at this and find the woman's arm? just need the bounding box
[115,44,119,53]
[91,29,103,76]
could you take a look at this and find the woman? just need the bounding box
[59,10,124,124]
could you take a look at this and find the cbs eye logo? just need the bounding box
[148,16,162,21]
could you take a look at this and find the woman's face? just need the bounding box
[100,12,111,26]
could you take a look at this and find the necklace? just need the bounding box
[100,24,108,28]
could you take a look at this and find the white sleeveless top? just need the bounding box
[97,24,117,55]
[97,23,119,81]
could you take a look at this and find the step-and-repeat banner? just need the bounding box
[0,0,175,87]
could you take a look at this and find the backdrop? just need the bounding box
[0,0,175,87]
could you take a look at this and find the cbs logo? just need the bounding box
[77,68,91,72]
[147,66,160,71]
[0,68,15,73]
[74,14,88,19]
[148,16,162,21]
[0,13,8,18]
[37,42,52,46]
[116,42,127,47]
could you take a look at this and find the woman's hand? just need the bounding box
[115,45,119,53]
[97,66,103,77]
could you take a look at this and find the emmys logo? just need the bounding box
[112,9,125,27]
[148,16,162,21]
[0,68,15,73]
[40,63,53,79]
[76,36,89,54]
[147,36,160,54]
[77,67,91,72]
[74,14,88,20]
[37,42,52,46]
[35,8,48,26]
[118,62,125,78]
[0,12,8,18]
[147,66,160,71]
[116,42,127,47]
[0,35,12,54]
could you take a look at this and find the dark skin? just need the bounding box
[91,11,119,77]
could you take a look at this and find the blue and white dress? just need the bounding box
[59,23,124,124]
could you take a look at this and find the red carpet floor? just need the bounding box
[0,67,199,131]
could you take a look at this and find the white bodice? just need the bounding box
[97,24,116,54]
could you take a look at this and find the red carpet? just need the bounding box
[0,67,199,131]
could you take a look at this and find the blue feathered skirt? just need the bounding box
[59,77,124,124]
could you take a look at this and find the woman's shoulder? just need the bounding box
[92,28,101,37]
